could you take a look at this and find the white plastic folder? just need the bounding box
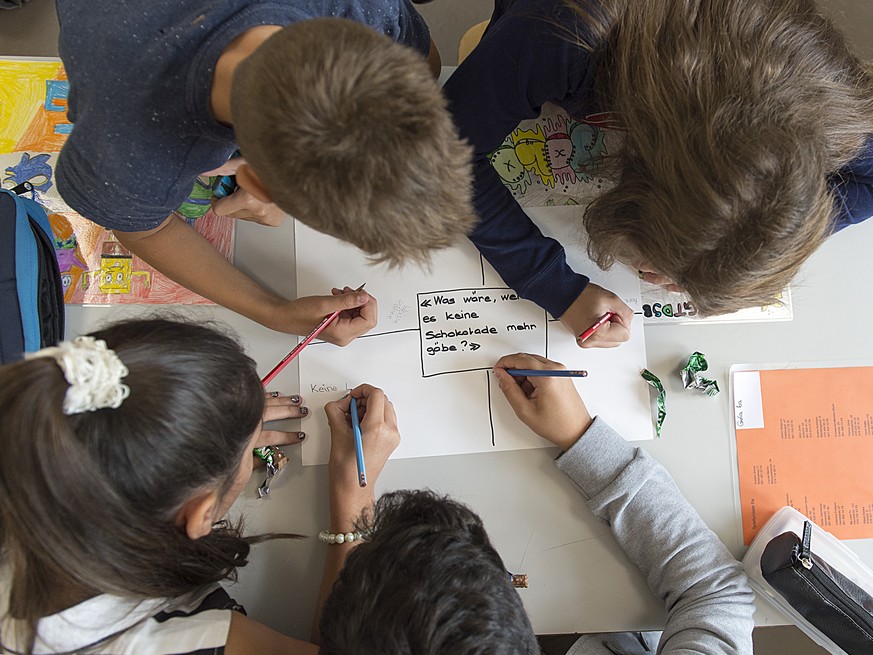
[295,206,653,466]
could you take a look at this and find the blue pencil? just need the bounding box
[349,396,367,487]
[506,369,588,378]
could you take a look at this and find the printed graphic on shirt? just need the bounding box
[489,103,616,206]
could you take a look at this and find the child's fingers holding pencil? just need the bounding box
[494,366,533,409]
[493,354,593,450]
[320,287,377,346]
[495,352,566,377]
[344,384,400,484]
[354,385,398,435]
[325,395,353,437]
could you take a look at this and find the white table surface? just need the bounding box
[63,210,873,638]
[5,0,873,641]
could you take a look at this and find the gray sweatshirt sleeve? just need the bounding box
[554,417,755,655]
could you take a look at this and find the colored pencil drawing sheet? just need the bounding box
[732,365,873,544]
[296,205,652,466]
[641,281,793,324]
[0,57,233,304]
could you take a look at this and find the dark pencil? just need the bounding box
[506,369,588,378]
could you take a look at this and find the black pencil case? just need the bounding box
[751,511,873,655]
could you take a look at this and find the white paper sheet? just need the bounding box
[296,206,652,465]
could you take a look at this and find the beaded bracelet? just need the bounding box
[318,529,368,545]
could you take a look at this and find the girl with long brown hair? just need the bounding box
[445,0,873,346]
[0,317,399,655]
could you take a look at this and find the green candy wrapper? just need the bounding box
[641,368,666,438]
[253,446,288,498]
[680,352,720,396]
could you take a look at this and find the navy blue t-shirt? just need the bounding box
[444,0,873,319]
[55,0,430,232]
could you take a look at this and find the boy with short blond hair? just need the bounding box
[232,19,473,266]
[55,1,474,341]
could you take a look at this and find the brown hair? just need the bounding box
[0,318,268,652]
[570,0,873,314]
[232,18,476,266]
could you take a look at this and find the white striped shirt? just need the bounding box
[0,581,240,655]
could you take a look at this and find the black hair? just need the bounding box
[0,317,265,648]
[319,490,539,654]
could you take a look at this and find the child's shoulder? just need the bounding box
[0,583,239,654]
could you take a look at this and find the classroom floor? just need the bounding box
[2,0,872,653]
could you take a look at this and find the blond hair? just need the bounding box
[570,0,873,314]
[232,18,475,266]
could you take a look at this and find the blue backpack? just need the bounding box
[0,184,64,364]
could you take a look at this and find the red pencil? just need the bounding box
[261,284,365,386]
[576,311,615,343]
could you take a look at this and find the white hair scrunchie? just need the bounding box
[27,336,130,415]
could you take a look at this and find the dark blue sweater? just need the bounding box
[444,0,873,319]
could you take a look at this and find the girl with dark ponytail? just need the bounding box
[0,318,315,654]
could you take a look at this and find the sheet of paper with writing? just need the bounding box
[731,363,873,544]
[296,206,651,465]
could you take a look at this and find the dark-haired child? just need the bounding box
[445,0,873,347]
[0,317,399,654]
[313,353,756,654]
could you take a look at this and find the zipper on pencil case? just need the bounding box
[791,521,873,635]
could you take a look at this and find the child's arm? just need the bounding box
[830,135,873,231]
[494,353,756,654]
[114,214,376,344]
[310,385,401,643]
[555,422,755,654]
[225,613,318,655]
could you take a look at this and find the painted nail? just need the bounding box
[290,395,301,404]
[297,432,306,440]
[269,391,280,398]
[299,406,309,415]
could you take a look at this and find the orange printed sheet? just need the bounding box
[732,366,873,544]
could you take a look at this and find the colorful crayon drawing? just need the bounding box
[489,102,614,207]
[0,57,234,305]
[640,280,793,324]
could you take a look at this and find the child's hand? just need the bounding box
[493,353,593,451]
[318,287,378,346]
[324,385,400,531]
[560,283,633,348]
[254,391,309,449]
[279,289,377,345]
[324,385,400,491]
[212,187,287,226]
